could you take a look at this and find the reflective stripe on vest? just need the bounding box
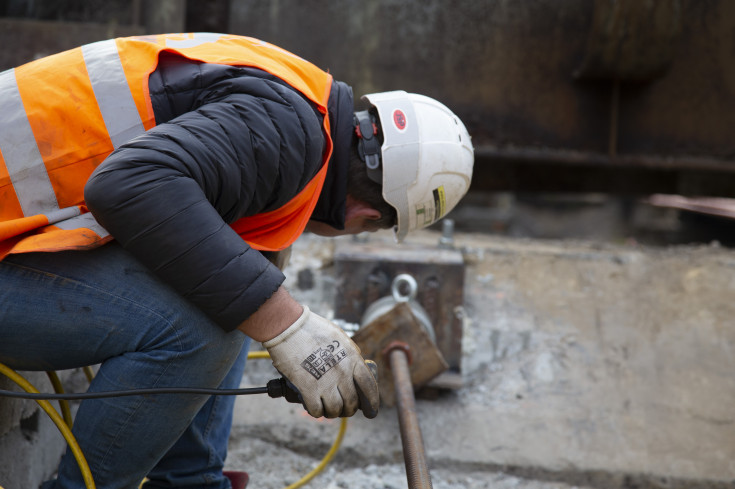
[0,68,57,216]
[0,33,334,258]
[82,40,146,148]
[0,38,148,259]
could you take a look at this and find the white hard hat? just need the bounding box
[361,90,474,242]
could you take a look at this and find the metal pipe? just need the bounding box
[471,145,735,196]
[389,347,433,489]
[474,145,735,173]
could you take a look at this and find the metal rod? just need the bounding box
[474,145,735,173]
[389,348,433,489]
[470,145,735,196]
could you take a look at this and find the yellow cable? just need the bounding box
[247,350,349,489]
[45,371,73,428]
[0,362,96,489]
[0,352,346,489]
[284,417,348,489]
[82,366,95,383]
[246,350,271,360]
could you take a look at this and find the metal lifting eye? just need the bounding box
[391,274,418,303]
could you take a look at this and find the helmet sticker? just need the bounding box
[414,203,435,227]
[413,186,447,228]
[392,109,407,131]
[433,186,446,221]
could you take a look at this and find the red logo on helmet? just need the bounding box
[393,109,407,131]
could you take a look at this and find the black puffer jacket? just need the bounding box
[84,52,354,332]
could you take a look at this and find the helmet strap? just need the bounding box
[353,110,383,184]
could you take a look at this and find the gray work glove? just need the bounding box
[263,306,380,419]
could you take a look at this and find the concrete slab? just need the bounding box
[0,369,87,489]
[231,230,735,488]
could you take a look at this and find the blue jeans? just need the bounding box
[0,243,251,489]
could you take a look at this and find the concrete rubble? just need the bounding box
[231,229,735,489]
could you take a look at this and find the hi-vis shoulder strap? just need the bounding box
[0,38,143,259]
[0,33,334,259]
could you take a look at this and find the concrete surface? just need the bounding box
[2,218,734,488]
[230,229,735,489]
[0,369,87,489]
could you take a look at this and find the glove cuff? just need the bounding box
[262,305,310,348]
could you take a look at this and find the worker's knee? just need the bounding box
[133,305,247,383]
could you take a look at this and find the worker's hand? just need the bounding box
[263,306,380,419]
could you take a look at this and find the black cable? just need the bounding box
[0,386,269,401]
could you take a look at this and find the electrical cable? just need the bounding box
[285,417,348,489]
[0,362,97,489]
[248,350,350,489]
[0,385,269,401]
[0,351,350,489]
[82,366,95,383]
[45,370,73,428]
[1,350,272,401]
[246,350,272,360]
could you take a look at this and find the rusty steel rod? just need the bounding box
[389,347,433,489]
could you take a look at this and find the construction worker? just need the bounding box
[0,33,473,489]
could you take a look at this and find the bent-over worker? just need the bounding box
[0,33,473,489]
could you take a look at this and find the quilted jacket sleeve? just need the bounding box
[84,83,325,332]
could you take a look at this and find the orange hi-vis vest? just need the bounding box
[0,33,334,260]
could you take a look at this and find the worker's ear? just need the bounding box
[345,195,382,222]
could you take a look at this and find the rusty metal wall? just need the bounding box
[227,0,598,149]
[227,0,735,196]
[226,0,735,157]
[2,1,735,194]
[0,0,184,69]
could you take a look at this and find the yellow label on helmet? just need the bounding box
[413,186,447,229]
[433,186,446,222]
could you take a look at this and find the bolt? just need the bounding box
[438,219,455,249]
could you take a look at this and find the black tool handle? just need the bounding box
[267,360,379,417]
